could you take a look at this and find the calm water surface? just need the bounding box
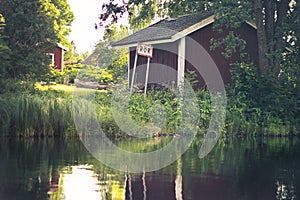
[0,137,299,200]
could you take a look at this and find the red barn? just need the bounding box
[48,43,68,72]
[113,12,259,90]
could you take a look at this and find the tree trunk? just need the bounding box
[253,0,269,75]
[264,0,275,66]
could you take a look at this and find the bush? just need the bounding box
[47,64,115,84]
[226,62,299,136]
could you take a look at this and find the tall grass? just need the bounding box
[0,91,76,137]
[0,84,297,138]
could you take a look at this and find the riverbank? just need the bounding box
[0,83,298,138]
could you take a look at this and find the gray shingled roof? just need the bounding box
[113,11,214,47]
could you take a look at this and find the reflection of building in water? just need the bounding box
[46,161,237,200]
[126,174,176,200]
[124,158,237,200]
[125,159,183,200]
[125,172,148,200]
[175,158,183,200]
[47,171,61,198]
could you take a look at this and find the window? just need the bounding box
[48,53,55,66]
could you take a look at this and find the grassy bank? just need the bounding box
[0,91,76,137]
[0,83,298,138]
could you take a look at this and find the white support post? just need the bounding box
[61,50,64,72]
[130,52,138,95]
[144,57,151,96]
[128,48,131,88]
[177,37,186,89]
[142,170,147,200]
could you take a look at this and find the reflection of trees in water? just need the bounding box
[0,137,299,199]
[276,180,296,200]
[142,171,147,200]
[125,174,133,200]
[183,137,299,199]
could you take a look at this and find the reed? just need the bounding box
[0,91,76,137]
[0,85,297,138]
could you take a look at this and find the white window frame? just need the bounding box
[48,53,55,66]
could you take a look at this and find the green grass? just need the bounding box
[0,92,76,137]
[0,83,297,138]
[35,83,76,92]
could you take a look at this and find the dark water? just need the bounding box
[0,136,299,200]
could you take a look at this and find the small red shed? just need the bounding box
[48,43,68,72]
[113,12,259,90]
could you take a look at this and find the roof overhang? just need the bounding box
[113,15,257,48]
[57,43,68,51]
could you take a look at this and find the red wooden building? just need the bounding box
[113,12,259,90]
[48,43,68,72]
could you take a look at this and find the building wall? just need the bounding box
[186,22,259,88]
[49,47,64,71]
[128,22,259,90]
[238,23,259,66]
[129,42,178,87]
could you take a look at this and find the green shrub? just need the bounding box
[47,64,115,84]
[226,62,298,136]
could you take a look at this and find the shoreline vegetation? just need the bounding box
[0,75,299,139]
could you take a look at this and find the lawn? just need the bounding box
[35,83,76,92]
[35,83,108,93]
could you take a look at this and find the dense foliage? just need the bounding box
[98,0,300,136]
[226,63,299,135]
[0,79,298,138]
[92,24,129,83]
[0,88,182,138]
[0,0,74,91]
[0,0,55,79]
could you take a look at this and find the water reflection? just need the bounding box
[276,180,296,200]
[48,164,127,200]
[0,137,299,200]
[48,165,101,200]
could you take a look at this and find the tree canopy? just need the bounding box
[99,0,299,78]
[0,14,11,77]
[0,0,74,80]
[92,24,129,82]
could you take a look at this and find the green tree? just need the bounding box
[39,0,74,45]
[64,41,83,63]
[0,0,74,80]
[99,0,159,31]
[0,0,58,79]
[93,24,128,82]
[41,0,75,64]
[163,0,211,17]
[0,14,11,77]
[49,0,74,45]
